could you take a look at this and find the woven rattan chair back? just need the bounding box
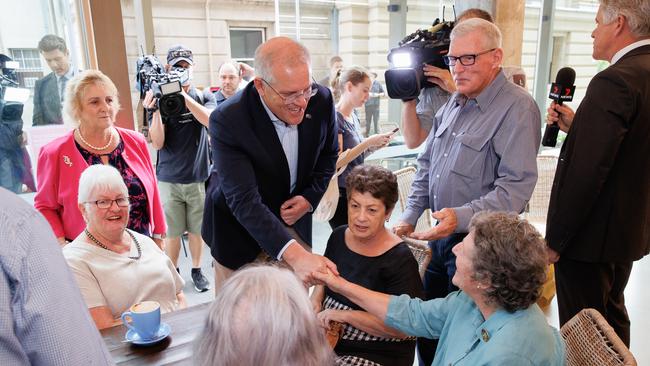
[523,156,558,226]
[394,166,432,232]
[402,236,432,279]
[561,308,637,366]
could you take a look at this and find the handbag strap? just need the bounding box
[335,138,374,170]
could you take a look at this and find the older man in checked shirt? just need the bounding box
[393,19,540,365]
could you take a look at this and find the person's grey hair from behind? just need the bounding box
[254,37,311,84]
[194,264,334,366]
[63,69,121,127]
[469,212,548,313]
[457,8,494,23]
[77,164,128,204]
[450,18,503,50]
[331,65,371,104]
[600,0,650,37]
[37,34,68,53]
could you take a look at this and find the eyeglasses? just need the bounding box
[86,197,130,209]
[443,48,497,67]
[260,78,318,105]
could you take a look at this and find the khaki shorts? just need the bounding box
[159,181,205,238]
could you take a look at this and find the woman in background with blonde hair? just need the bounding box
[34,69,165,246]
[328,66,396,229]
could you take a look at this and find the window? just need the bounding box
[229,28,265,65]
[10,49,42,72]
[8,49,43,90]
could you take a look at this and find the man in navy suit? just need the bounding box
[33,35,75,126]
[202,37,339,289]
[546,0,650,346]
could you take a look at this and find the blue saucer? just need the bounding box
[125,322,171,345]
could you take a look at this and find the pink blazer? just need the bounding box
[34,127,167,240]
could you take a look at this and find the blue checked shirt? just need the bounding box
[0,188,113,366]
[402,71,541,232]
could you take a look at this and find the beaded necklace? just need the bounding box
[76,127,114,151]
[84,228,142,260]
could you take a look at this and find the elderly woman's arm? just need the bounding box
[317,308,408,339]
[310,285,325,313]
[312,269,392,321]
[177,291,187,309]
[89,306,121,330]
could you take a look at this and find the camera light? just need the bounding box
[392,53,412,68]
[5,61,19,69]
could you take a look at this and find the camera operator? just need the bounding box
[0,54,25,193]
[143,45,215,293]
[401,9,492,148]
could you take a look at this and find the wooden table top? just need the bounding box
[101,302,210,365]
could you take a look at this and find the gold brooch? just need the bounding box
[63,155,72,167]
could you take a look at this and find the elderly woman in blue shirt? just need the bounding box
[314,211,565,365]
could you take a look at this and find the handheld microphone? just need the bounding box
[542,67,575,147]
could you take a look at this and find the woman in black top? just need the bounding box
[311,165,424,366]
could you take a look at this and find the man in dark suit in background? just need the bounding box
[32,35,75,126]
[202,37,339,290]
[545,0,650,346]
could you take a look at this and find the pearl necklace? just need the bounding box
[76,127,114,151]
[84,228,142,260]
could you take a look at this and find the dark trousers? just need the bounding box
[365,104,380,137]
[328,188,348,230]
[416,233,465,366]
[555,257,633,346]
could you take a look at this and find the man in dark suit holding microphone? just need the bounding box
[545,0,650,346]
[202,37,339,290]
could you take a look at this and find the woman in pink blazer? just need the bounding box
[34,70,166,246]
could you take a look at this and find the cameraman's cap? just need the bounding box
[167,45,193,66]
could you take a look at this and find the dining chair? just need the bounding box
[402,236,432,279]
[561,308,637,366]
[394,166,432,232]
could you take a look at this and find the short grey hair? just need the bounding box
[450,18,502,50]
[77,164,128,204]
[600,0,650,37]
[469,212,547,313]
[194,265,334,366]
[218,60,240,76]
[254,37,311,84]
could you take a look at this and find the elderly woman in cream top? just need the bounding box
[63,164,185,329]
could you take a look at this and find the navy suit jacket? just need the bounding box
[32,72,63,126]
[546,45,650,262]
[202,82,338,270]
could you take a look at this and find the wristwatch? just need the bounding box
[152,233,166,240]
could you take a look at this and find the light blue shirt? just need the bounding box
[386,291,566,366]
[260,97,299,193]
[0,188,113,366]
[416,86,452,132]
[403,71,541,232]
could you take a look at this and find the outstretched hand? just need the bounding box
[409,208,457,241]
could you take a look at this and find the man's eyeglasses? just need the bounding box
[443,48,497,67]
[86,197,130,209]
[260,78,318,105]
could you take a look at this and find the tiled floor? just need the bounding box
[180,218,650,365]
